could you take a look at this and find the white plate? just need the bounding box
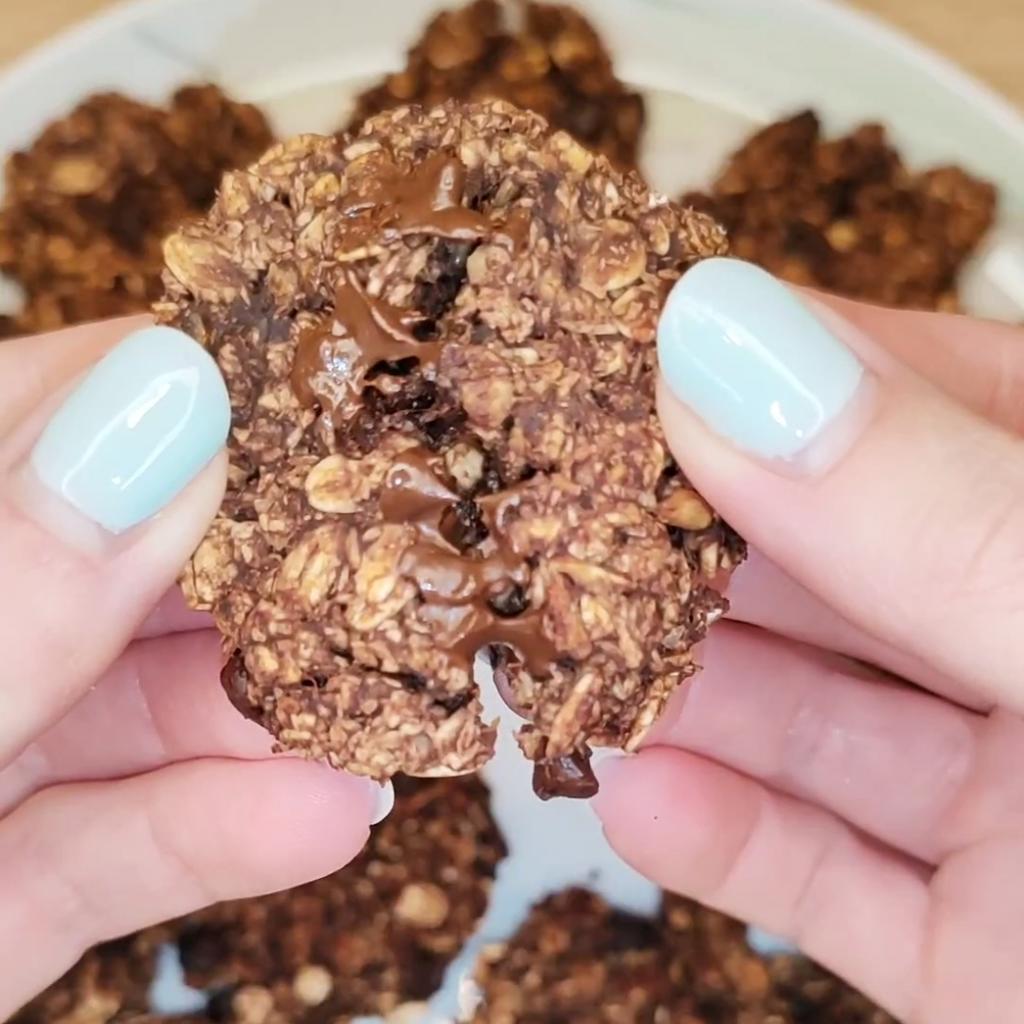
[4,2,1022,1020]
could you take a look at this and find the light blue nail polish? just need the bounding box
[658,258,864,459]
[31,325,230,533]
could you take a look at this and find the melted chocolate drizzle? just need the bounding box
[379,447,458,545]
[291,274,440,411]
[339,152,490,246]
[389,153,490,239]
[291,153,493,412]
[379,447,557,676]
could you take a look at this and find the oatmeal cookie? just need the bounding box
[471,889,894,1023]
[158,100,740,798]
[660,894,895,1023]
[345,0,644,171]
[0,86,272,335]
[472,888,677,1022]
[684,110,996,311]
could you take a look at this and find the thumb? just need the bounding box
[0,322,230,763]
[657,258,1024,710]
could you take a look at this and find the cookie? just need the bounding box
[661,894,895,1023]
[471,889,895,1023]
[0,86,273,336]
[471,888,677,1022]
[173,776,505,1021]
[158,100,740,797]
[345,0,645,171]
[684,110,996,311]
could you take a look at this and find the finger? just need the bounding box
[136,588,214,639]
[0,630,272,815]
[0,324,231,764]
[822,293,1024,436]
[592,748,929,1020]
[727,548,990,711]
[923,837,1024,1024]
[0,757,378,1019]
[650,623,1024,863]
[657,258,1024,711]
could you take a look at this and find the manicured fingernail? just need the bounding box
[746,925,800,956]
[30,326,230,533]
[371,779,395,825]
[658,258,865,460]
[589,749,632,810]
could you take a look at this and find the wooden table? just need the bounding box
[2,0,1022,108]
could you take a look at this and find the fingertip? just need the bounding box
[592,746,725,824]
[592,747,757,894]
[144,758,378,903]
[221,758,376,882]
[657,259,866,462]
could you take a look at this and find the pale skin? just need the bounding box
[3,298,1024,1021]
[594,296,1024,1024]
[0,318,376,1019]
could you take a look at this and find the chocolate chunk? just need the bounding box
[487,581,529,618]
[439,498,489,550]
[532,748,599,800]
[219,650,262,724]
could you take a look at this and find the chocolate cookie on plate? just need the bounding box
[345,0,645,172]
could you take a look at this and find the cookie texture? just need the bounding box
[0,86,272,336]
[471,888,676,1022]
[685,110,996,311]
[471,889,895,1023]
[157,100,739,796]
[346,0,645,171]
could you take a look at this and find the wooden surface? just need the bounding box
[1,0,1022,109]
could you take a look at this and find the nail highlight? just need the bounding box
[658,258,865,460]
[31,326,230,533]
[371,780,396,825]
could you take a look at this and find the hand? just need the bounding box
[592,259,1024,1024]
[0,319,383,1018]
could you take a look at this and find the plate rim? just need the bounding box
[3,0,1022,146]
